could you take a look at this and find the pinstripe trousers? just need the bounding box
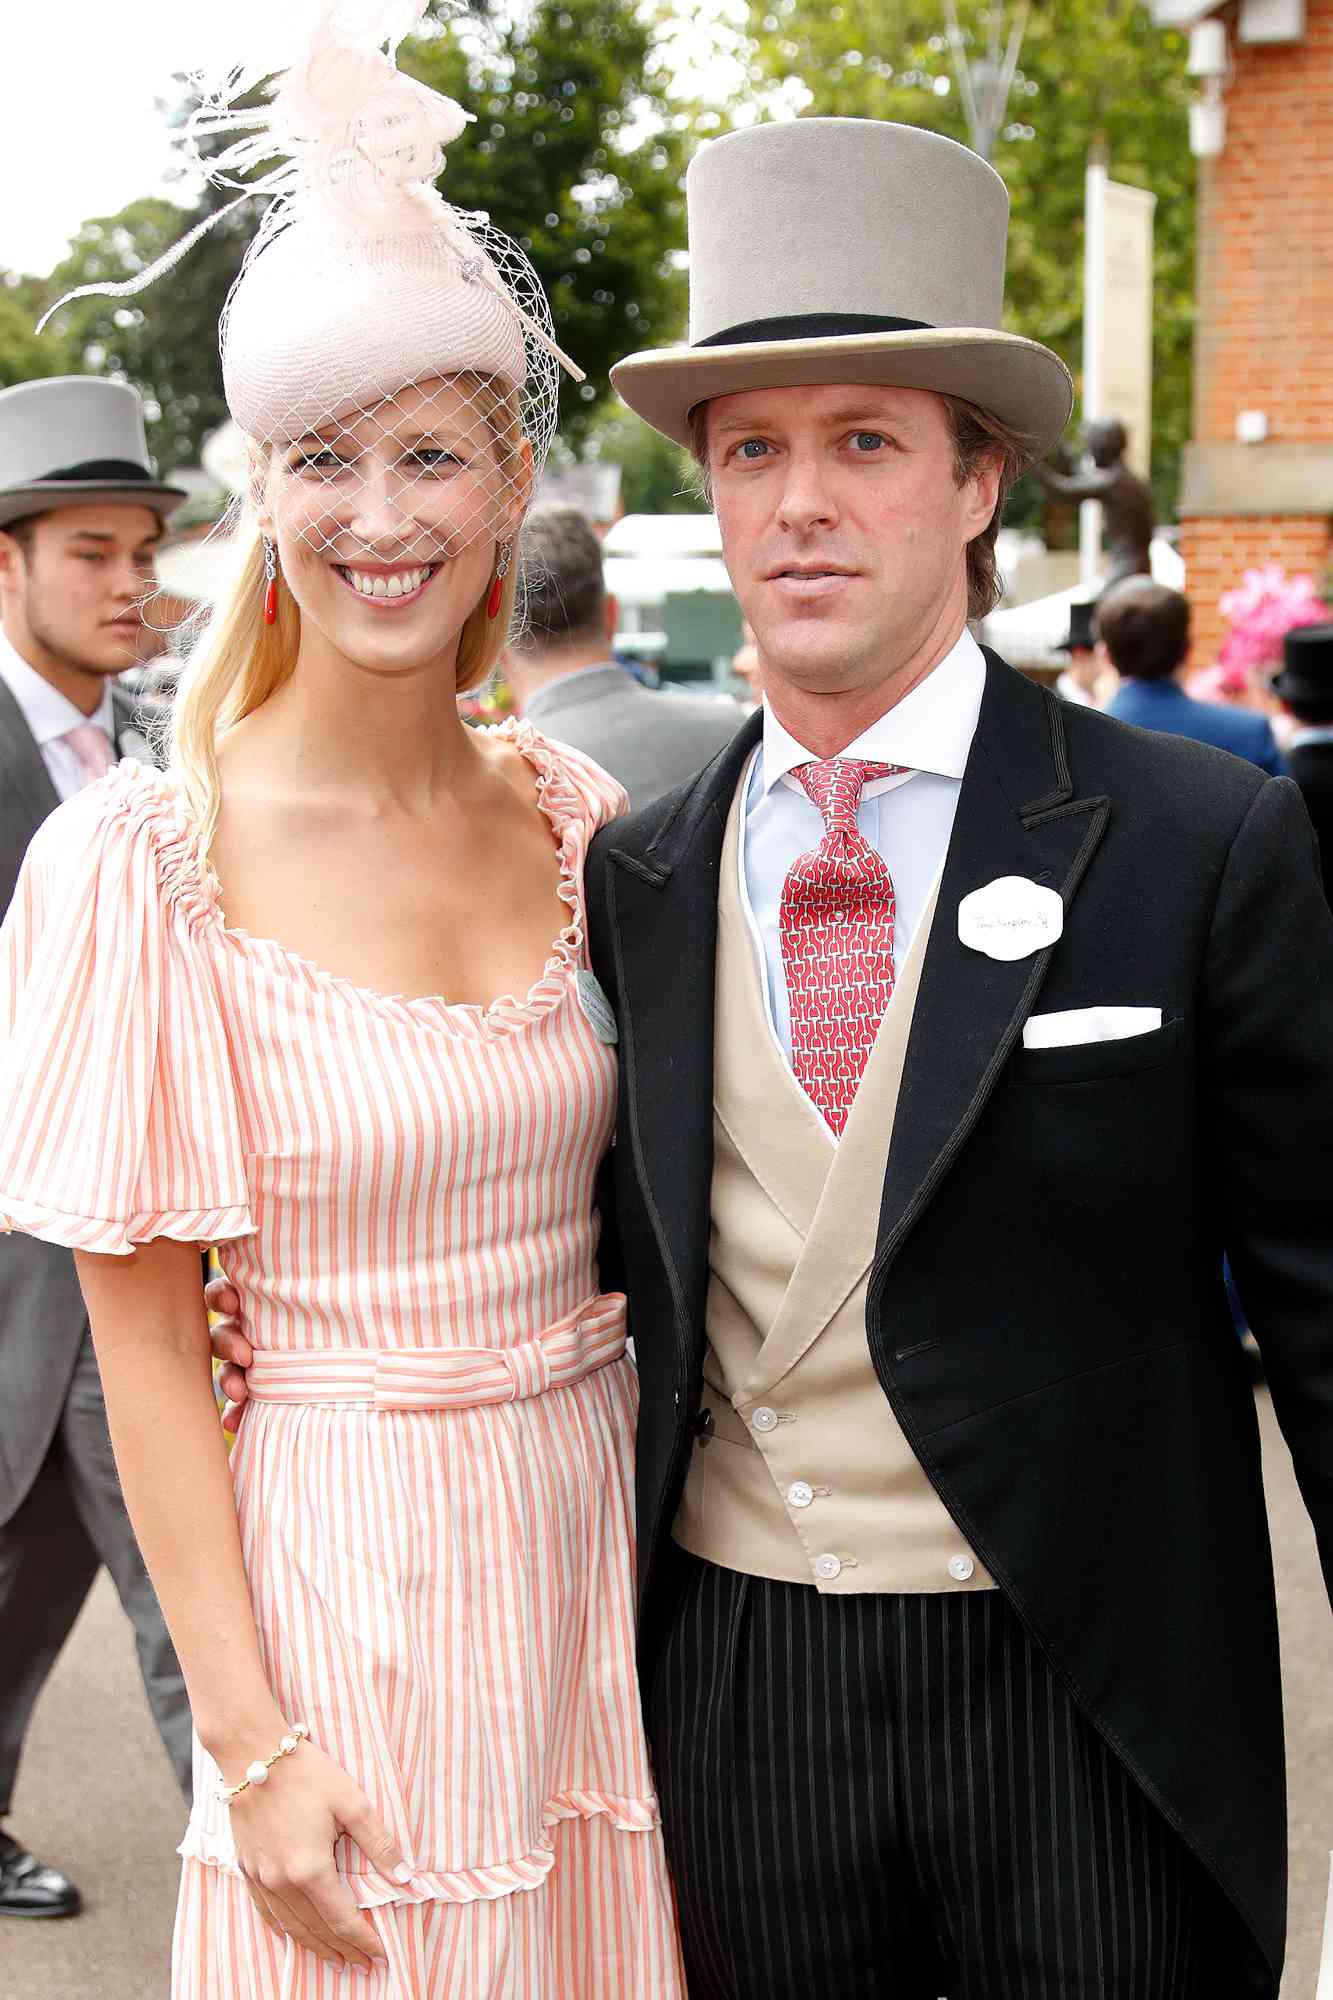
[645,1550,1224,2000]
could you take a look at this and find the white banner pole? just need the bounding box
[1080,149,1108,586]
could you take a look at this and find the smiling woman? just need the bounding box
[0,8,686,1997]
[173,364,532,850]
[266,373,527,618]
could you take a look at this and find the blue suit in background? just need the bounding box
[1107,676,1287,775]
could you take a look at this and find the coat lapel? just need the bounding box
[869,654,1108,1305]
[0,676,59,829]
[604,713,762,1365]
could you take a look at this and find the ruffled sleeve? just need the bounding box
[532,731,629,838]
[0,766,255,1255]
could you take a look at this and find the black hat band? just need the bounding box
[36,459,157,485]
[696,313,933,349]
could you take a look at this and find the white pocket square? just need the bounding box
[1022,1006,1163,1050]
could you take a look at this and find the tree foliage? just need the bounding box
[2,2,1198,519]
[399,0,687,449]
[568,403,704,514]
[37,190,250,475]
[738,0,1196,520]
[0,281,74,389]
[10,0,686,474]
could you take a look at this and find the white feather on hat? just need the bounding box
[39,2,582,454]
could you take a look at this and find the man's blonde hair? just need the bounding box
[687,391,1032,621]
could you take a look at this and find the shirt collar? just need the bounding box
[0,626,116,748]
[1290,725,1333,749]
[759,627,986,796]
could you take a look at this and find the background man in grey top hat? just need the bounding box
[210,118,1333,1997]
[507,505,747,808]
[0,374,192,1919]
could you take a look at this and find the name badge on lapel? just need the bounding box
[575,969,619,1045]
[957,876,1064,963]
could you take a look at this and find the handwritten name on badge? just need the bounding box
[957,876,1064,963]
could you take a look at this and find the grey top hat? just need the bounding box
[611,118,1073,458]
[0,376,187,531]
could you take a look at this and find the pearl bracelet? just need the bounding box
[217,1722,310,1804]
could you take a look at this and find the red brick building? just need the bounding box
[1154,0,1333,662]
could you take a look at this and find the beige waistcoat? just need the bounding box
[673,772,994,1595]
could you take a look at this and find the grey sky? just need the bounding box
[0,7,259,276]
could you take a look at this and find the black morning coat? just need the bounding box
[583,650,1333,1998]
[1286,737,1333,907]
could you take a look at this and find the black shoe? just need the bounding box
[0,1832,82,1918]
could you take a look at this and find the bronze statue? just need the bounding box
[1034,419,1155,587]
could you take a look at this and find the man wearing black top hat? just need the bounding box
[1273,622,1333,903]
[1054,596,1103,707]
[0,375,192,1918]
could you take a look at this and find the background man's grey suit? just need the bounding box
[522,664,746,809]
[0,679,191,1819]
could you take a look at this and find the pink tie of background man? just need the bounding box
[60,722,114,786]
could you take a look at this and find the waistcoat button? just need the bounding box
[750,1405,778,1434]
[948,1553,976,1582]
[814,1553,842,1581]
[787,1481,814,1509]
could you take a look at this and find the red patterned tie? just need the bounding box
[779,757,907,1136]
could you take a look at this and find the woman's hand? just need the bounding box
[204,1275,252,1435]
[226,1738,410,1974]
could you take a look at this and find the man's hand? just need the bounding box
[205,1276,253,1435]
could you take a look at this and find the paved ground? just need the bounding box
[2,1386,1329,2000]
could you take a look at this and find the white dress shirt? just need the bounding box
[1056,667,1097,709]
[0,628,116,802]
[739,628,986,1094]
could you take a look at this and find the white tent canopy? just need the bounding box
[603,513,723,558]
[981,537,1186,666]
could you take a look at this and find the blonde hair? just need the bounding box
[171,376,526,850]
[686,389,1033,622]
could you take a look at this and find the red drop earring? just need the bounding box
[486,541,512,620]
[262,537,279,626]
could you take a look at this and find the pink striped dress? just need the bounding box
[0,722,684,1999]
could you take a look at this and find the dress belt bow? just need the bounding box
[243,1295,627,1411]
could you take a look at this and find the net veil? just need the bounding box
[223,210,558,572]
[45,0,581,575]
